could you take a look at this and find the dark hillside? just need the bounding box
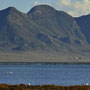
[0,5,88,53]
[75,14,90,43]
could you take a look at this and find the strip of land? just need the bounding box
[0,51,90,62]
[0,84,90,90]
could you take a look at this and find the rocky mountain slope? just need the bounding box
[0,5,88,52]
[75,14,90,43]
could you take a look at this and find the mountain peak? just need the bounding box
[28,4,56,14]
[6,7,16,10]
[27,5,57,20]
[0,7,18,16]
[2,7,17,12]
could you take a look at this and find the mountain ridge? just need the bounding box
[0,5,89,53]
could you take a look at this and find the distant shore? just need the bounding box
[0,62,90,65]
[0,84,90,90]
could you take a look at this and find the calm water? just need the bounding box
[0,64,90,85]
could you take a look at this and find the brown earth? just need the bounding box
[0,84,90,90]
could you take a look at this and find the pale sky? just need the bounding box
[0,0,90,17]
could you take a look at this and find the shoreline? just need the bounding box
[0,62,90,65]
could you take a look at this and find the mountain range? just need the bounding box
[0,5,90,53]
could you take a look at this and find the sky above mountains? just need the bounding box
[0,0,90,17]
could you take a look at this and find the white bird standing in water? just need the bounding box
[86,83,88,85]
[28,83,30,86]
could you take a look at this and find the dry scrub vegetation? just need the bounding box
[0,84,90,90]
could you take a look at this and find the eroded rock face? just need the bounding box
[0,5,88,52]
[75,14,90,43]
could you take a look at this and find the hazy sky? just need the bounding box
[0,0,90,17]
